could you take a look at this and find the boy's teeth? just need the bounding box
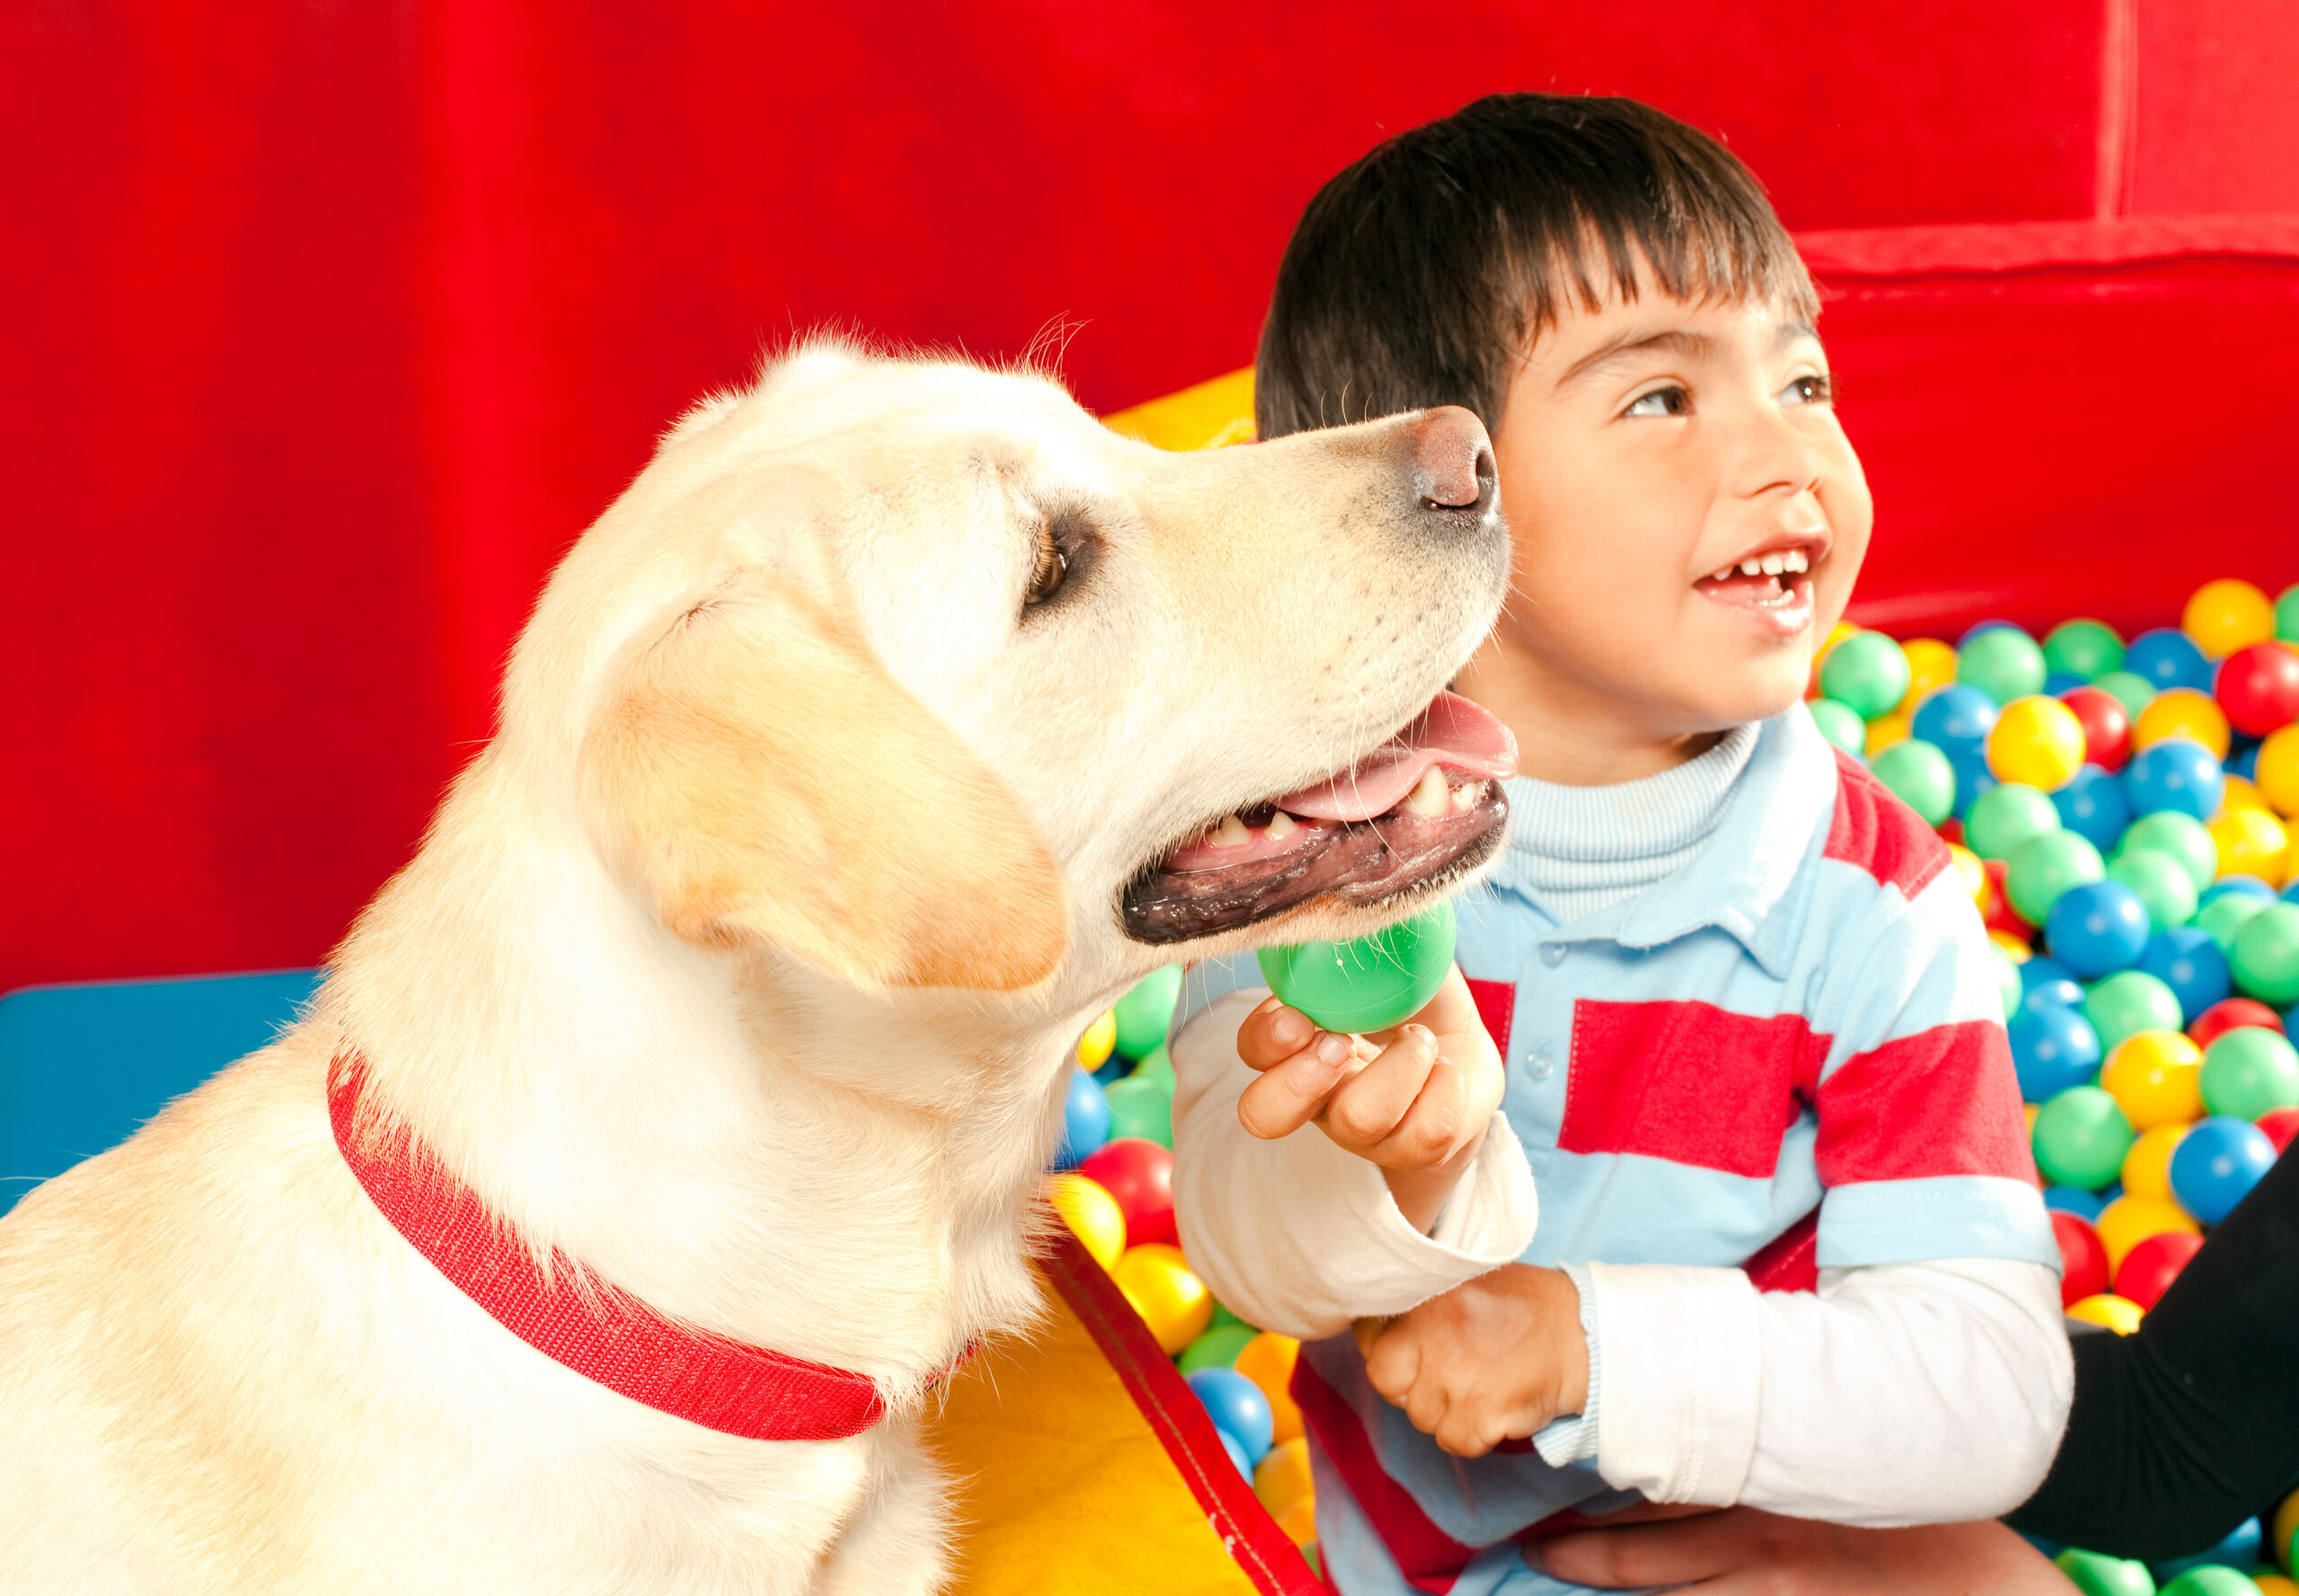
[1404,767,1451,818]
[1784,548,1810,573]
[1739,558,1764,576]
[1211,814,1249,847]
[1759,551,1786,576]
[1266,810,1299,840]
[1711,567,1733,582]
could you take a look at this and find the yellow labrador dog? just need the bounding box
[0,345,1514,1594]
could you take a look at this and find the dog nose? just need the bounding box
[1408,406,1497,518]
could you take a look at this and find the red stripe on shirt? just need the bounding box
[1465,977,1514,1059]
[1559,1000,1829,1179]
[1824,747,1951,899]
[1813,1018,2039,1185]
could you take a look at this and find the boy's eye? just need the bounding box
[1622,385,1688,419]
[1781,375,1836,406]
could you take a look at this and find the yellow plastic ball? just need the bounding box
[2024,1102,2041,1135]
[2184,578,2277,658]
[1047,1172,1127,1269]
[1077,1009,1117,1070]
[1865,710,1911,757]
[2257,1574,2299,1596]
[1112,1243,1211,1354]
[2120,1124,2189,1201]
[1990,929,2034,962]
[1950,843,1990,911]
[1255,1436,1314,1518]
[2066,1292,2145,1335]
[2273,1487,2299,1574]
[2224,773,2275,815]
[1233,1330,1304,1445]
[2101,1030,2206,1131]
[1277,1497,1317,1548]
[2095,1194,2203,1273]
[1899,638,1960,712]
[2259,725,2299,818]
[2213,806,2292,887]
[1986,695,2088,790]
[2133,687,2233,759]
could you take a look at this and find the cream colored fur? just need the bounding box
[0,345,1509,1594]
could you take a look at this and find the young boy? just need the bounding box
[1169,95,2071,1596]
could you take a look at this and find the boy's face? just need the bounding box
[1489,286,1870,740]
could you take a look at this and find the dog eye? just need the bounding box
[1025,525,1067,606]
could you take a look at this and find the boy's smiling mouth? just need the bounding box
[1694,533,1826,638]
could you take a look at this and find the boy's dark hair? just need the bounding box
[1255,93,1818,441]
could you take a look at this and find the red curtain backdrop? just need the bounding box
[4,1,2297,992]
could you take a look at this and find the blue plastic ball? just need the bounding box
[2201,877,2277,908]
[2122,736,2225,821]
[2043,1185,2108,1221]
[1912,683,2001,759]
[2124,627,2215,692]
[2043,670,2087,697]
[2286,880,2299,905]
[2046,879,2154,978]
[1953,760,1999,821]
[2051,764,2134,852]
[2136,927,2233,1024]
[2020,955,2083,994]
[2009,1002,2106,1102]
[1216,1426,1253,1479]
[2148,1516,2263,1584]
[2022,975,2087,1014]
[1053,1068,1111,1170]
[2167,1116,2277,1225]
[1186,1366,1275,1466]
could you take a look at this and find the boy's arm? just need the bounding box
[1170,977,1537,1342]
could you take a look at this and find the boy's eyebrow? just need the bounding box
[1555,328,1715,387]
[1776,318,1819,348]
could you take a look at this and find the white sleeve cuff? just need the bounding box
[1583,1263,1763,1504]
[1530,1261,1602,1467]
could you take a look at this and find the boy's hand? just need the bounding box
[1353,1263,1590,1459]
[1234,965,1504,1230]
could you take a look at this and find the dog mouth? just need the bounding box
[1121,692,1518,944]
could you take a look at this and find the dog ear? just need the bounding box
[580,573,1069,993]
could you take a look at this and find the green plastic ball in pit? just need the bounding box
[1259,903,1456,1035]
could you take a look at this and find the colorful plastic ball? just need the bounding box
[2230,743,2264,783]
[2044,670,2088,697]
[1113,1242,1211,1354]
[1992,945,2024,1018]
[1821,631,1913,720]
[1966,782,2062,862]
[2201,891,2276,955]
[2084,970,2188,1054]
[1261,902,1457,1036]
[1231,1331,1304,1445]
[2101,1029,2206,1131]
[2215,808,2293,888]
[1186,1365,1276,1466]
[2170,1115,2278,1224]
[1104,1074,1176,1149]
[2226,773,2278,816]
[2136,688,2234,760]
[2139,927,2233,1022]
[2007,831,2107,926]
[1132,1042,1176,1092]
[2205,877,2281,907]
[1869,738,1957,825]
[1048,1172,1127,1268]
[2127,626,2216,692]
[2044,619,2127,682]
[2011,1001,2106,1102]
[2114,1228,2204,1311]
[2259,1574,2299,1596]
[2047,879,2153,977]
[2096,1192,2202,1271]
[2022,965,2087,1014]
[2259,1107,2299,1155]
[2122,1124,2189,1200]
[1898,637,1960,710]
[2201,1024,2299,1119]
[2055,763,2136,851]
[2057,1548,2162,1596]
[2049,1209,2111,1306]
[1806,697,1867,757]
[2093,668,2161,722]
[1952,756,2000,821]
[1280,1498,1317,1550]
[2066,1292,2145,1335]
[1177,1322,1260,1374]
[1981,858,2038,940]
[2034,1086,2138,1189]
[1958,626,2048,708]
[1959,618,2022,645]
[1951,842,1991,911]
[2233,904,2299,1004]
[2159,1568,2267,1596]
[1809,620,1861,695]
[1865,710,1911,757]
[1912,683,2002,759]
[1215,1426,1253,1479]
[1079,1137,1177,1247]
[2120,809,2224,892]
[2258,726,2299,817]
[2193,996,2288,1047]
[1988,695,2088,790]
[2124,736,2227,821]
[2185,578,2278,657]
[1077,1009,1117,1070]
[1113,965,1184,1058]
[2154,1518,2268,1585]
[1054,1068,1113,1169]
[2109,848,2201,937]
[2216,642,2299,737]
[1255,1436,1314,1518]
[2046,1184,2109,1221]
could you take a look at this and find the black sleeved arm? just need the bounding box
[2006,1143,2299,1559]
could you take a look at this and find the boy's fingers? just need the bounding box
[1352,1315,1393,1360]
[1433,1409,1498,1459]
[1237,1034,1360,1139]
[1361,1317,1420,1405]
[1321,1026,1440,1153]
[1236,997,1323,1071]
[1367,1054,1475,1170]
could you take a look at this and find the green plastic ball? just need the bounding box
[1112,965,1184,1058]
[2055,1548,2159,1596]
[1132,1041,1176,1091]
[1260,902,1457,1034]
[2118,810,2220,893]
[2198,892,2273,955]
[2200,1027,2299,1119]
[1104,1074,1175,1148]
[1871,738,1958,825]
[2043,619,2127,683]
[2033,1084,2137,1189]
[2277,581,2299,644]
[1995,947,2023,1020]
[1966,782,2062,862]
[1958,626,2048,708]
[1821,631,1913,720]
[2084,970,2186,1054]
[2107,847,2201,934]
[1807,698,1868,758]
[2092,669,2160,721]
[2231,904,2299,1005]
[1208,1300,1254,1333]
[2007,830,2107,925]
[1176,1323,1259,1374]
[2160,1569,2265,1596]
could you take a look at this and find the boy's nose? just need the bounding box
[1408,405,1497,519]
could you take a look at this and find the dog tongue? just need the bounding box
[1274,692,1519,822]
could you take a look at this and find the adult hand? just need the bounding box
[1529,1505,2072,1593]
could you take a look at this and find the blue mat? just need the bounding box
[0,969,322,1216]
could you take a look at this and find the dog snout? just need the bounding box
[1406,405,1497,520]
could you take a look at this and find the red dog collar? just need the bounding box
[329,1052,928,1441]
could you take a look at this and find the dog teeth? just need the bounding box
[1404,767,1451,818]
[1450,781,1480,814]
[1266,810,1300,840]
[1210,814,1250,848]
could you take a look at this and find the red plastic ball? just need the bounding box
[1982,858,2037,942]
[1077,1137,1177,1247]
[2113,1229,2204,1310]
[2215,641,2299,737]
[1939,816,1965,847]
[2059,685,2135,772]
[2191,996,2288,1050]
[2051,1210,2111,1308]
[2257,1106,2299,1155]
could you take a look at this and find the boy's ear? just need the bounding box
[579,572,1069,993]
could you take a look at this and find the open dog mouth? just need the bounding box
[1121,692,1518,944]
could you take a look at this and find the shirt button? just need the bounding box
[1539,943,1566,967]
[1528,1049,1555,1080]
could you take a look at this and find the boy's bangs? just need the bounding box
[1516,188,1819,342]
